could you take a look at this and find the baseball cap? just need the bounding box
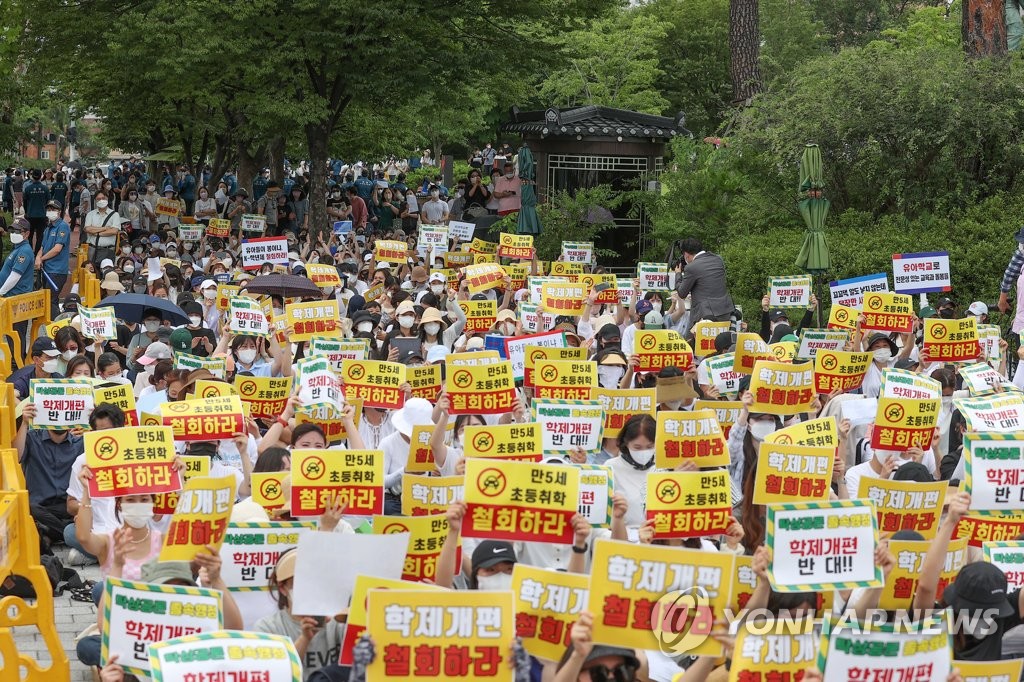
[769,309,788,322]
[375,261,392,271]
[10,217,29,233]
[967,301,988,316]
[200,279,217,291]
[140,560,195,586]
[935,297,954,309]
[714,331,737,353]
[31,337,60,357]
[138,341,172,365]
[635,299,653,317]
[428,272,446,284]
[169,328,193,353]
[471,540,517,572]
[942,562,1015,618]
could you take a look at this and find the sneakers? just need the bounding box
[66,548,95,566]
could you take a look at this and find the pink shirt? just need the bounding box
[102,529,163,581]
[494,175,521,214]
[1014,271,1024,334]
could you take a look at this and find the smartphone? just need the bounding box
[593,282,611,293]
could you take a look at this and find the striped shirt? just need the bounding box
[1002,250,1024,293]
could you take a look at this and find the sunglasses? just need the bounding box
[585,663,635,682]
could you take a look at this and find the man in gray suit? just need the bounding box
[675,238,735,333]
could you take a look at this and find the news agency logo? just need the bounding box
[651,587,714,655]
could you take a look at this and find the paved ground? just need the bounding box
[11,545,103,681]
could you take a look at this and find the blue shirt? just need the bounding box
[282,177,295,194]
[21,429,83,506]
[9,365,64,401]
[41,220,71,274]
[178,173,196,200]
[252,176,268,201]
[354,176,375,201]
[49,181,69,208]
[22,180,50,218]
[0,241,34,297]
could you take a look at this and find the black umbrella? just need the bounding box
[244,273,322,298]
[96,293,189,325]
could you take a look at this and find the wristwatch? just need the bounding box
[571,542,588,554]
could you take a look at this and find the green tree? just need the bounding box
[538,10,671,114]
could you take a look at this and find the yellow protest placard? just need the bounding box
[752,442,834,505]
[445,360,516,415]
[580,273,618,305]
[534,359,596,400]
[858,477,947,539]
[694,399,743,438]
[285,300,340,342]
[155,197,180,216]
[497,232,534,260]
[765,416,836,448]
[152,456,209,515]
[342,359,406,410]
[655,409,729,469]
[305,263,341,288]
[588,539,733,655]
[193,379,238,400]
[407,364,442,402]
[405,423,436,474]
[813,350,871,393]
[731,555,758,612]
[636,330,693,372]
[293,398,361,445]
[512,564,589,661]
[594,387,657,438]
[693,320,731,357]
[206,217,230,237]
[374,239,409,262]
[952,659,1024,682]
[234,375,292,420]
[749,360,816,415]
[216,283,240,312]
[463,262,506,294]
[161,395,245,441]
[473,252,497,265]
[373,513,458,583]
[550,261,583,282]
[861,291,914,333]
[729,624,817,682]
[469,238,498,254]
[445,251,474,269]
[93,383,138,426]
[159,475,237,561]
[769,341,797,363]
[827,304,858,330]
[523,345,586,387]
[924,317,981,362]
[871,397,939,451]
[251,471,286,510]
[540,281,586,316]
[290,449,383,517]
[402,474,465,516]
[734,332,775,374]
[505,262,530,291]
[463,422,543,461]
[339,576,443,665]
[459,299,498,333]
[646,470,732,538]
[366,589,515,682]
[879,538,967,610]
[85,425,180,498]
[463,458,578,544]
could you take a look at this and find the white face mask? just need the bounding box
[663,400,683,410]
[627,447,655,466]
[61,349,77,361]
[430,284,444,295]
[398,315,415,329]
[476,572,513,591]
[96,200,108,209]
[941,396,954,410]
[430,191,439,198]
[121,246,131,255]
[46,211,59,221]
[873,348,893,364]
[204,289,216,300]
[43,358,61,373]
[237,348,258,364]
[597,366,624,389]
[9,233,23,245]
[375,338,385,350]
[121,502,154,529]
[357,322,373,333]
[222,257,233,268]
[501,323,516,336]
[749,420,776,441]
[651,301,662,312]
[189,315,202,327]
[322,286,334,295]
[424,322,441,335]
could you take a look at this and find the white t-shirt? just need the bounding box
[67,454,118,534]
[380,431,409,493]
[607,455,650,528]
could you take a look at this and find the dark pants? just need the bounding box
[384,493,402,516]
[27,216,46,253]
[42,272,67,319]
[30,498,72,548]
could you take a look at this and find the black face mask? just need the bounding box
[939,308,956,319]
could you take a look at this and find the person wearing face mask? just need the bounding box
[727,387,785,553]
[605,414,658,529]
[37,200,72,319]
[216,330,291,379]
[419,184,449,225]
[858,331,913,398]
[493,309,519,338]
[8,336,63,400]
[15,397,83,550]
[0,219,35,317]
[141,181,160,230]
[84,190,121,266]
[182,302,215,356]
[620,299,652,357]
[126,308,165,374]
[493,161,521,216]
[594,349,629,391]
[429,394,486,476]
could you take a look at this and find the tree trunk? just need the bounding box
[963,0,1007,57]
[269,137,286,184]
[306,124,331,246]
[729,0,763,105]
[236,143,260,198]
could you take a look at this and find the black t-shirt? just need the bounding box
[188,328,217,357]
[949,590,1024,661]
[115,323,137,360]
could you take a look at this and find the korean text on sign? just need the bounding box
[924,317,980,363]
[595,388,656,438]
[85,426,181,498]
[891,251,951,294]
[753,443,834,505]
[343,359,406,410]
[765,416,836,449]
[523,345,585,387]
[818,615,950,682]
[285,300,340,342]
[829,272,889,309]
[878,538,965,610]
[534,399,604,453]
[339,576,443,665]
[366,589,515,682]
[290,449,383,517]
[159,475,237,562]
[813,350,871,393]
[860,292,914,333]
[858,477,946,538]
[635,330,693,372]
[734,333,775,374]
[463,458,579,544]
[512,564,589,661]
[964,432,1024,511]
[373,513,458,583]
[445,360,516,415]
[871,397,939,452]
[769,276,811,307]
[402,475,465,517]
[148,631,300,682]
[534,359,596,400]
[540,282,587,317]
[646,470,731,539]
[161,395,245,441]
[748,360,816,415]
[29,378,94,429]
[218,521,313,590]
[464,422,543,461]
[656,409,728,468]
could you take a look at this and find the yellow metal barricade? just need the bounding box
[0,290,51,374]
[0,448,69,680]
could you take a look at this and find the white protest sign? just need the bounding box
[841,398,878,427]
[617,277,635,308]
[175,352,226,379]
[534,399,604,453]
[79,306,117,340]
[228,297,269,336]
[218,521,313,590]
[955,393,1024,433]
[983,542,1024,591]
[768,276,812,307]
[819,616,950,682]
[637,262,670,291]
[417,224,449,259]
[562,241,594,264]
[576,464,612,527]
[958,362,1018,396]
[795,329,850,360]
[146,256,164,282]
[528,276,565,305]
[149,632,300,682]
[978,324,1002,362]
[518,303,557,333]
[290,531,409,617]
[965,433,1024,510]
[892,251,951,294]
[309,337,368,373]
[879,369,940,400]
[767,500,882,592]
[241,236,288,270]
[705,353,741,397]
[296,356,341,415]
[828,273,889,308]
[29,379,95,429]
[102,577,222,677]
[241,214,267,235]
[177,225,203,242]
[504,330,566,381]
[448,220,476,242]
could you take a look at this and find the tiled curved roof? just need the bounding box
[501,105,691,140]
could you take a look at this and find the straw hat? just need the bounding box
[101,271,125,292]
